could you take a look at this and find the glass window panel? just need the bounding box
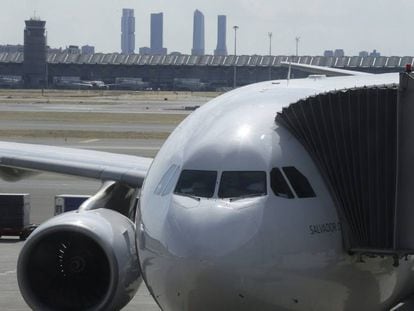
[218,171,267,199]
[270,168,294,199]
[174,170,217,198]
[155,164,180,196]
[282,167,316,198]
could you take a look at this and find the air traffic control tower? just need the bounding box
[23,19,47,88]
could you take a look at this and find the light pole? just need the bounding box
[268,32,272,80]
[233,25,239,88]
[268,32,272,55]
[295,36,300,57]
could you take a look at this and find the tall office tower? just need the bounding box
[191,10,205,56]
[81,45,95,55]
[334,49,345,57]
[370,49,381,57]
[214,15,227,56]
[323,50,334,57]
[150,12,167,55]
[23,18,47,88]
[121,8,135,54]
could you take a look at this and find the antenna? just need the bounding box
[32,10,40,21]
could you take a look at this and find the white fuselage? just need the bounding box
[137,73,414,311]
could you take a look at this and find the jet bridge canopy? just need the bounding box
[276,73,414,256]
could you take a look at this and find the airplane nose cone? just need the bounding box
[165,195,265,259]
[139,196,269,311]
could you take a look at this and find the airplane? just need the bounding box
[1,63,414,311]
[0,75,23,88]
[54,78,110,89]
[112,77,150,90]
[72,79,148,90]
[74,80,109,89]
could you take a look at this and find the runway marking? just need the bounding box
[80,139,101,143]
[0,270,16,276]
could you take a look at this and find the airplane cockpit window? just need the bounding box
[154,164,180,196]
[174,170,217,198]
[282,166,316,198]
[218,171,267,200]
[270,168,294,198]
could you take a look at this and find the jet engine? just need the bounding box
[17,208,141,311]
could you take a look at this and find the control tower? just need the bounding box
[23,19,47,88]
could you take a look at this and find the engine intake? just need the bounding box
[17,208,141,311]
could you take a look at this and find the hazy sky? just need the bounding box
[1,0,413,56]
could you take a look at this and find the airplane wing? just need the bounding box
[280,61,372,77]
[0,141,152,187]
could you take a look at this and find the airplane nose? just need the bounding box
[140,196,268,311]
[165,196,265,259]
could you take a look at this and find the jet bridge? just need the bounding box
[276,72,414,260]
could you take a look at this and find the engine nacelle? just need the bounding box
[17,208,141,311]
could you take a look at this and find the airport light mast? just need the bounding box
[295,36,300,57]
[233,25,239,88]
[268,32,272,55]
[268,32,273,80]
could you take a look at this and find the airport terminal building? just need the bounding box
[0,51,412,90]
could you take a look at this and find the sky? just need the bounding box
[0,0,413,56]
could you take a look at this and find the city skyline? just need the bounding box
[1,0,414,56]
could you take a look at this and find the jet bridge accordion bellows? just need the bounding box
[276,85,402,252]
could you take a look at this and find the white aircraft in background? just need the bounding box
[1,63,413,311]
[75,80,109,89]
[55,79,110,89]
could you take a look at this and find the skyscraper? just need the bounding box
[192,10,205,56]
[214,15,227,56]
[81,45,95,55]
[150,13,167,55]
[121,9,135,54]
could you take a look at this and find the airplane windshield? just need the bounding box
[174,170,217,198]
[218,171,267,199]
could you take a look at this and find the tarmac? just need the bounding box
[0,90,212,310]
[0,120,176,133]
